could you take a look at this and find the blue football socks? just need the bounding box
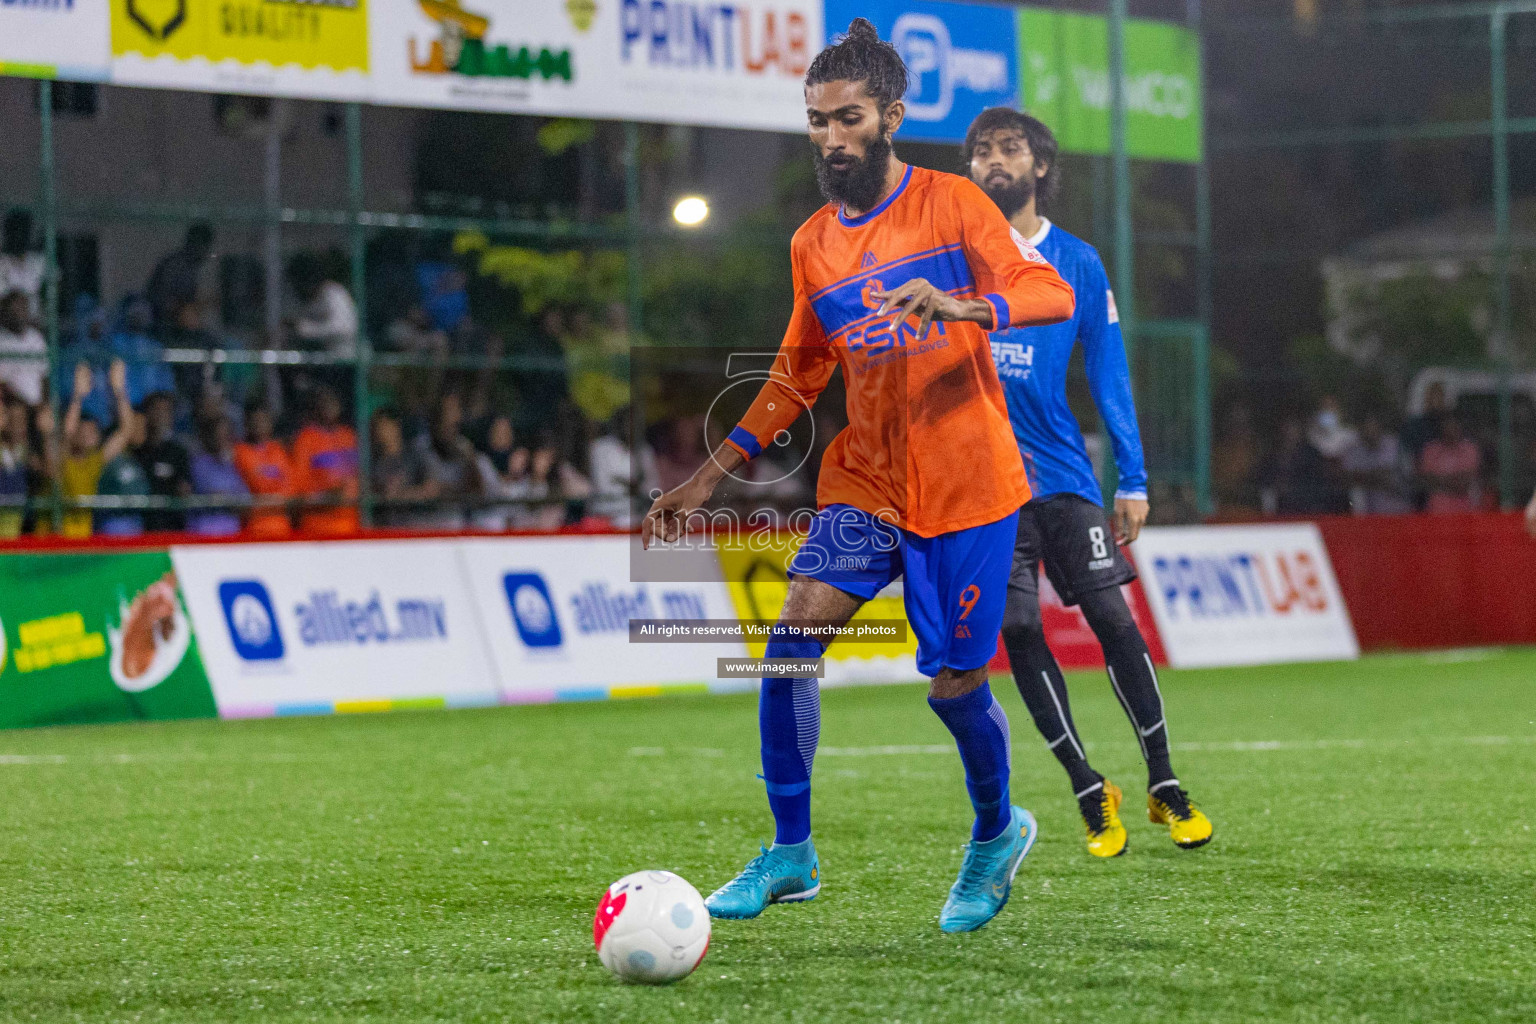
[929,682,1013,842]
[759,624,824,846]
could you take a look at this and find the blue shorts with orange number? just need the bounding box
[788,504,1020,678]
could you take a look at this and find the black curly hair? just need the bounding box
[804,17,909,110]
[962,107,1060,210]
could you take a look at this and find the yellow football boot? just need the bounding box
[1147,784,1213,849]
[1081,779,1128,858]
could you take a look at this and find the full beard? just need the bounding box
[980,173,1034,218]
[813,133,894,212]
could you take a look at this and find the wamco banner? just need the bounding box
[1019,7,1202,163]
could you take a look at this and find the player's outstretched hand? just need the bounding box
[1114,496,1149,545]
[871,278,973,342]
[1525,489,1536,539]
[642,476,714,549]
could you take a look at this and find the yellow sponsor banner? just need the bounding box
[714,534,918,664]
[111,0,368,72]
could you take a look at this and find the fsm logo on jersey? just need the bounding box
[826,0,1016,142]
[218,580,285,662]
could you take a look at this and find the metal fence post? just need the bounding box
[39,79,62,534]
[1490,10,1514,508]
[623,121,643,338]
[1191,0,1213,517]
[1108,0,1135,377]
[347,102,373,527]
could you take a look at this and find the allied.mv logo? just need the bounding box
[218,580,285,662]
[503,572,564,649]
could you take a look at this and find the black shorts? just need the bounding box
[1009,493,1137,607]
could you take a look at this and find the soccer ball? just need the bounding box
[593,870,710,984]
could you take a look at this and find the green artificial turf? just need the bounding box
[0,649,1533,1023]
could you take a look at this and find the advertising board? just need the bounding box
[369,0,820,131]
[171,540,500,715]
[0,550,216,727]
[459,534,747,698]
[1130,524,1359,668]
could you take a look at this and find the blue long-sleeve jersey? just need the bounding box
[988,220,1147,507]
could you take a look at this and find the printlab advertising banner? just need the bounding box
[0,551,216,728]
[0,0,110,81]
[460,534,746,697]
[109,0,371,98]
[1131,524,1359,669]
[172,539,500,716]
[369,0,822,131]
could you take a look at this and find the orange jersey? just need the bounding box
[724,165,1074,537]
[291,425,360,536]
[233,440,295,538]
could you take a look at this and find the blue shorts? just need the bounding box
[788,504,1019,678]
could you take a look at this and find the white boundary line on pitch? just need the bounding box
[624,734,1536,758]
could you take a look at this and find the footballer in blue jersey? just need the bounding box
[965,108,1212,856]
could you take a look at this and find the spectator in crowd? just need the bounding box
[416,259,470,336]
[473,413,563,531]
[1419,412,1482,513]
[232,401,294,538]
[287,252,359,358]
[0,209,44,322]
[0,289,47,407]
[370,407,440,529]
[586,406,656,529]
[651,414,708,495]
[146,223,217,338]
[57,296,115,430]
[0,393,29,538]
[137,391,192,533]
[412,392,478,530]
[96,408,150,537]
[1211,403,1262,518]
[291,385,360,536]
[1342,414,1410,515]
[1401,381,1451,462]
[41,360,134,539]
[110,295,176,404]
[188,413,250,537]
[385,304,449,359]
[1308,394,1358,460]
[1263,417,1349,516]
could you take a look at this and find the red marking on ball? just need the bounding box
[694,933,710,969]
[592,889,627,949]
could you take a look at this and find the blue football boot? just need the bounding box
[704,840,821,920]
[939,806,1038,933]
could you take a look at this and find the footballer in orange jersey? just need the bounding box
[643,20,1074,932]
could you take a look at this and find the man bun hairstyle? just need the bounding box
[805,17,909,110]
[963,107,1061,209]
